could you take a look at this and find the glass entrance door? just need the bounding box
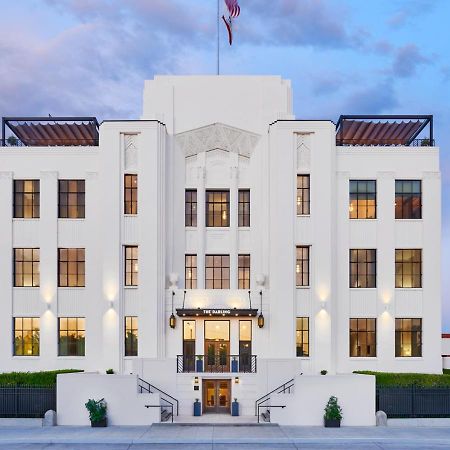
[203,379,231,413]
[204,321,230,372]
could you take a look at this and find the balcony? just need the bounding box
[176,354,257,373]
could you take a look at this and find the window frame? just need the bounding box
[297,175,310,216]
[395,180,422,220]
[238,254,250,289]
[125,246,138,287]
[58,317,86,357]
[58,248,85,288]
[185,254,197,289]
[395,249,422,288]
[13,317,40,357]
[349,180,377,219]
[349,318,377,357]
[296,317,309,357]
[13,180,40,219]
[238,189,250,227]
[205,254,230,289]
[185,189,197,227]
[349,249,377,288]
[14,248,40,287]
[58,179,85,219]
[205,190,230,227]
[125,316,138,357]
[296,246,310,287]
[124,174,138,215]
[395,318,422,357]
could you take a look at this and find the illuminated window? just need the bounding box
[206,191,229,227]
[349,318,376,357]
[58,317,85,356]
[205,255,230,289]
[125,316,138,357]
[238,254,250,289]
[395,249,422,288]
[183,320,196,372]
[14,180,40,218]
[296,317,309,357]
[395,318,422,357]
[58,248,85,287]
[124,174,138,214]
[239,320,252,372]
[349,180,376,219]
[238,189,250,227]
[185,254,197,289]
[58,180,85,218]
[297,175,310,215]
[13,317,40,356]
[185,189,197,226]
[349,249,376,288]
[296,246,310,287]
[14,248,40,287]
[125,246,138,286]
[395,180,421,219]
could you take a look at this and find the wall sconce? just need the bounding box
[258,290,264,328]
[169,291,176,329]
[194,376,199,384]
[320,302,326,311]
[109,301,114,309]
[234,377,240,384]
[46,303,51,310]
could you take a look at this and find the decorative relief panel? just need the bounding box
[124,134,139,170]
[58,220,86,246]
[13,220,39,247]
[58,289,86,316]
[395,290,422,316]
[297,133,312,170]
[349,290,377,316]
[13,288,41,316]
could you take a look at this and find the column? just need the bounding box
[197,156,206,289]
[230,157,239,289]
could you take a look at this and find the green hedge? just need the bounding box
[355,371,450,387]
[0,370,83,387]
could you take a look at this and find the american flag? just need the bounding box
[222,0,240,45]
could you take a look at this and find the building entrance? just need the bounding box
[202,379,231,413]
[204,321,230,372]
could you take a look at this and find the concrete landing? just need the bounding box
[171,414,260,425]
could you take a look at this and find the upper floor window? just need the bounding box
[125,246,138,287]
[238,254,250,289]
[185,254,197,289]
[14,248,39,287]
[395,249,422,288]
[296,317,309,357]
[58,248,85,287]
[349,249,376,288]
[14,180,40,218]
[395,180,421,219]
[185,189,197,226]
[349,318,376,357]
[297,175,310,215]
[349,180,376,219]
[205,255,230,289]
[13,317,40,356]
[59,180,85,219]
[125,316,138,357]
[206,190,229,227]
[124,174,138,214]
[58,317,85,357]
[238,189,250,227]
[395,318,422,357]
[296,246,310,287]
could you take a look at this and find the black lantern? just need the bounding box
[169,291,176,329]
[258,290,264,328]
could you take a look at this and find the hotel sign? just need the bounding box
[176,308,258,317]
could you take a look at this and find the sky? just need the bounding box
[0,0,449,326]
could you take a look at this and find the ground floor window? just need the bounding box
[125,316,138,356]
[296,317,309,357]
[349,318,376,357]
[239,320,252,371]
[58,317,85,356]
[13,317,40,356]
[395,318,422,357]
[183,320,196,371]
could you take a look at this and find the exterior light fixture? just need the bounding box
[321,302,327,311]
[234,376,240,384]
[194,376,199,384]
[109,301,114,309]
[258,290,264,328]
[46,303,51,310]
[169,291,176,329]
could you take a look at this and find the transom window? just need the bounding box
[59,180,85,219]
[58,248,85,287]
[205,255,230,289]
[14,248,40,287]
[206,191,230,227]
[395,249,422,288]
[297,175,310,215]
[238,254,250,289]
[58,317,85,357]
[13,317,40,356]
[185,189,197,227]
[125,316,138,357]
[125,246,138,286]
[185,254,197,289]
[349,318,376,357]
[238,189,250,227]
[349,249,376,288]
[296,246,310,287]
[124,174,138,214]
[395,180,421,219]
[14,180,40,218]
[296,317,309,357]
[349,180,376,219]
[395,318,422,357]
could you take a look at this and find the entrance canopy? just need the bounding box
[176,308,258,317]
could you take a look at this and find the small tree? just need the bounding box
[85,398,107,424]
[324,396,342,420]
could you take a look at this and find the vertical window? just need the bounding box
[59,180,85,219]
[395,249,422,288]
[395,180,422,219]
[297,175,310,215]
[13,317,40,356]
[125,316,138,357]
[14,248,40,287]
[395,318,422,357]
[183,320,196,372]
[238,254,250,289]
[185,189,197,227]
[296,246,310,287]
[349,180,376,219]
[349,318,376,357]
[206,190,230,227]
[185,255,197,289]
[124,174,138,214]
[238,189,250,227]
[205,255,230,289]
[58,248,85,287]
[239,320,252,372]
[349,249,376,288]
[58,317,85,356]
[296,317,309,357]
[125,246,138,286]
[14,180,40,218]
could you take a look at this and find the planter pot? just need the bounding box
[196,359,203,373]
[91,418,107,427]
[231,401,239,416]
[324,418,340,428]
[194,401,202,416]
[231,359,238,373]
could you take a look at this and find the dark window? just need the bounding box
[124,174,138,214]
[125,246,138,286]
[58,248,85,287]
[395,249,422,288]
[349,180,376,219]
[395,318,422,357]
[239,320,252,372]
[58,317,85,356]
[59,180,85,219]
[206,190,230,227]
[297,175,310,215]
[395,180,422,219]
[125,316,138,357]
[350,249,376,288]
[185,189,197,227]
[183,320,196,372]
[14,180,40,218]
[13,317,40,356]
[14,248,40,287]
[185,255,197,289]
[238,189,250,227]
[349,318,376,357]
[238,254,250,289]
[296,246,310,287]
[296,317,309,357]
[205,255,230,289]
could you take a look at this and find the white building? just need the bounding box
[0,75,442,419]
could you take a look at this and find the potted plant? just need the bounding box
[196,355,204,373]
[320,370,328,375]
[231,356,238,373]
[85,398,107,427]
[324,396,342,428]
[193,398,201,416]
[232,398,239,416]
[106,368,114,374]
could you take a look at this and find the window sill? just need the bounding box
[124,214,138,217]
[58,287,85,290]
[395,219,423,222]
[349,218,378,221]
[123,356,139,359]
[58,218,85,222]
[12,218,39,221]
[395,357,423,360]
[205,227,230,230]
[296,357,310,360]
[297,214,311,218]
[349,357,377,360]
[13,286,39,289]
[124,285,138,289]
[395,288,423,291]
[57,356,86,359]
[238,227,251,229]
[12,355,40,359]
[349,288,377,290]
[185,226,197,230]
[296,286,311,289]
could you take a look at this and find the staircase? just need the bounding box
[255,377,296,423]
[138,377,179,423]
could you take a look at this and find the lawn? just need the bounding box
[355,370,450,387]
[0,370,83,386]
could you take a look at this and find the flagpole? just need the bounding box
[217,0,220,75]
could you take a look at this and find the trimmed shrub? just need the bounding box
[354,371,450,387]
[0,370,83,386]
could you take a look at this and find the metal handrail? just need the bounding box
[138,378,179,416]
[176,354,257,373]
[257,404,286,423]
[254,378,295,416]
[144,404,174,423]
